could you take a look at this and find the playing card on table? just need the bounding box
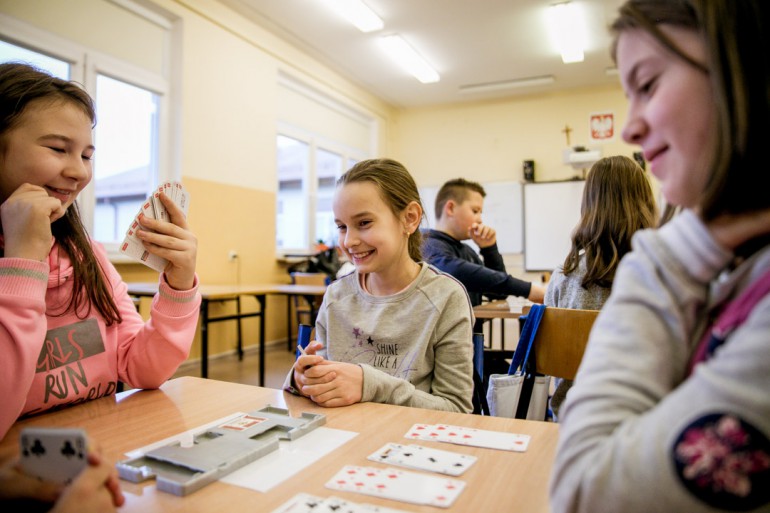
[270,493,326,513]
[403,423,531,452]
[325,465,465,508]
[120,181,190,271]
[367,443,477,476]
[270,494,410,513]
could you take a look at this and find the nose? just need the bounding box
[62,155,92,183]
[622,110,646,145]
[342,229,358,249]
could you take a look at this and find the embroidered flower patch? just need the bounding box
[673,413,770,510]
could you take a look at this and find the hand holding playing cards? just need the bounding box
[0,183,66,261]
[51,451,125,513]
[294,341,363,407]
[0,449,124,512]
[135,192,197,290]
[120,181,195,288]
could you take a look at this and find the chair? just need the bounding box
[289,272,327,342]
[472,332,490,415]
[528,306,599,380]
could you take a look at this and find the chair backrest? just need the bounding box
[290,272,328,287]
[290,272,327,309]
[531,307,599,380]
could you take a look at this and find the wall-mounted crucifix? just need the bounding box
[562,124,573,146]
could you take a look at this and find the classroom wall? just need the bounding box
[392,84,635,187]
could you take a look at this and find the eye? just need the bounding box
[359,219,372,228]
[82,153,93,161]
[637,76,656,96]
[336,224,346,232]
[47,146,66,153]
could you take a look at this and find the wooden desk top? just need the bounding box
[0,378,557,512]
[473,299,531,319]
[126,282,326,299]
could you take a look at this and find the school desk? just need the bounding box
[473,298,531,351]
[125,283,326,386]
[0,377,558,512]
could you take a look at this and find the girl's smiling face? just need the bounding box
[333,181,413,280]
[0,99,94,222]
[618,26,715,209]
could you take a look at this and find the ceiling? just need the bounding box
[218,0,626,108]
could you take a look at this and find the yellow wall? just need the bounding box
[393,84,637,187]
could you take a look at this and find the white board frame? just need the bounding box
[523,180,585,271]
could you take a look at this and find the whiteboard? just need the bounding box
[523,180,585,271]
[419,181,523,254]
[480,181,523,254]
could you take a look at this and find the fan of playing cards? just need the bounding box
[119,181,190,272]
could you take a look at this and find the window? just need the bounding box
[275,74,374,255]
[275,132,364,253]
[93,75,160,242]
[1,10,174,257]
[276,135,310,250]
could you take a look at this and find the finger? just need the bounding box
[303,367,337,382]
[137,213,191,240]
[305,341,324,354]
[137,229,187,252]
[159,192,189,229]
[297,354,324,369]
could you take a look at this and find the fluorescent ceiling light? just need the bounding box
[459,75,555,94]
[319,0,383,33]
[379,35,440,84]
[548,2,586,64]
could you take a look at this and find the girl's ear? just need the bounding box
[402,200,422,234]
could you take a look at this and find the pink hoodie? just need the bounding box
[0,240,200,438]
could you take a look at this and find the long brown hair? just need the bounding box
[0,62,122,325]
[562,156,657,288]
[611,0,770,221]
[337,158,424,262]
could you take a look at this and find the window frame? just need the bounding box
[276,123,367,256]
[0,10,177,261]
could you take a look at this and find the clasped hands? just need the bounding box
[292,341,363,407]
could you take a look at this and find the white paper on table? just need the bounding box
[220,426,358,492]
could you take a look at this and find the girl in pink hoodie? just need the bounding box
[0,62,201,441]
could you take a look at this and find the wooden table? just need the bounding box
[473,299,531,351]
[126,283,325,385]
[0,377,558,512]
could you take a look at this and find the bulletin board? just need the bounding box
[523,180,585,271]
[419,181,523,255]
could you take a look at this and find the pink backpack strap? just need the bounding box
[688,267,770,373]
